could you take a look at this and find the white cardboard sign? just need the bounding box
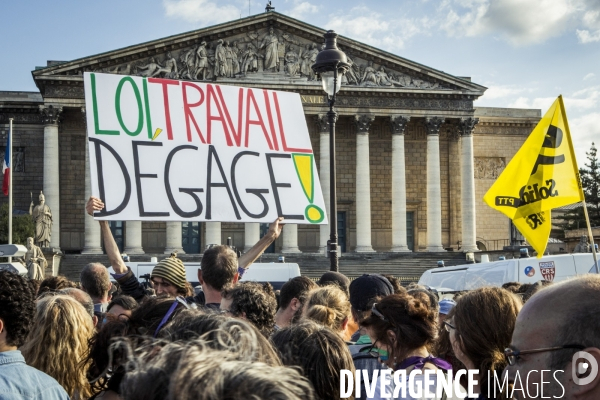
[83,72,327,224]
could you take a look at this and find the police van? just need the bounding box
[418,253,598,293]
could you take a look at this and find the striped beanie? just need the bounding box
[151,253,187,291]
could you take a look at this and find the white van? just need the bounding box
[418,253,599,293]
[108,262,301,290]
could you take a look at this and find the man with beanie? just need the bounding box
[348,274,395,400]
[86,196,284,304]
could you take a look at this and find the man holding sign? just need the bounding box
[86,196,284,306]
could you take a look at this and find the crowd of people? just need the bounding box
[1,198,599,399]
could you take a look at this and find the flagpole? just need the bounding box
[581,201,599,273]
[8,118,12,263]
[558,95,599,273]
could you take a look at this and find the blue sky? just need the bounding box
[2,0,599,164]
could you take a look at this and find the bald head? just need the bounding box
[80,262,111,303]
[505,275,600,399]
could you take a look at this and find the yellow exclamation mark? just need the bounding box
[292,153,324,223]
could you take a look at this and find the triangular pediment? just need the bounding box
[32,12,485,98]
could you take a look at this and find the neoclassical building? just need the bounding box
[0,12,540,255]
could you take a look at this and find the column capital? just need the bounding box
[315,114,335,133]
[389,115,410,135]
[354,114,375,135]
[458,117,479,136]
[39,105,63,125]
[424,116,445,135]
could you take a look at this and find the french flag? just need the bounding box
[2,129,9,196]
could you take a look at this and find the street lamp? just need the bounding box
[311,30,349,272]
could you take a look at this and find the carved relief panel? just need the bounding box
[474,157,505,179]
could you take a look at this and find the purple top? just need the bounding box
[395,355,452,372]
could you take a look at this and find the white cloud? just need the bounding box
[569,112,600,164]
[163,0,241,25]
[439,0,600,45]
[482,84,533,100]
[577,29,600,42]
[286,1,320,19]
[584,73,596,80]
[326,7,431,51]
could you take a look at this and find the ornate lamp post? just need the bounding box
[311,30,349,272]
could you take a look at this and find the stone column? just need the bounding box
[316,115,331,253]
[164,222,185,254]
[390,116,411,252]
[354,115,375,253]
[205,222,221,246]
[281,224,301,253]
[425,117,446,252]
[124,221,144,254]
[40,105,63,250]
[82,109,103,254]
[459,117,480,252]
[244,223,260,252]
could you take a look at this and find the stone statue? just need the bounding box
[136,58,161,77]
[259,27,279,72]
[23,237,47,280]
[195,42,209,80]
[152,52,178,78]
[375,67,393,86]
[29,191,52,248]
[224,41,234,77]
[214,39,227,77]
[299,44,312,77]
[360,61,378,86]
[284,45,300,77]
[180,48,196,80]
[574,236,591,253]
[231,41,241,76]
[241,43,260,74]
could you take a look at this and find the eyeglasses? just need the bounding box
[371,303,386,321]
[504,344,585,366]
[443,321,456,333]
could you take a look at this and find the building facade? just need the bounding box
[0,12,540,255]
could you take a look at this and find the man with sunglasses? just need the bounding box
[503,275,600,399]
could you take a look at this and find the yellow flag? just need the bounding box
[483,96,583,257]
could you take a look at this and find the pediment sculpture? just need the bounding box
[70,27,448,90]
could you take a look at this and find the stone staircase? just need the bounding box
[59,251,468,285]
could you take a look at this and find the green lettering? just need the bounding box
[91,73,119,135]
[143,78,153,139]
[115,77,143,137]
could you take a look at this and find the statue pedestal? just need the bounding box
[42,248,62,277]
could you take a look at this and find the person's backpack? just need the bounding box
[349,344,394,400]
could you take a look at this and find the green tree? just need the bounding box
[0,203,35,245]
[580,142,600,227]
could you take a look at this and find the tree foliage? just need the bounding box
[555,142,600,232]
[0,203,35,245]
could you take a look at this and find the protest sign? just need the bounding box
[83,72,327,224]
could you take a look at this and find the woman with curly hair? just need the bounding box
[22,294,95,399]
[446,287,522,400]
[220,282,277,337]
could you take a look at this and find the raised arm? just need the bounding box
[86,196,128,275]
[237,217,284,270]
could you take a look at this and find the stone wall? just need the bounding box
[472,107,540,250]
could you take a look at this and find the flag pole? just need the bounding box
[8,118,13,263]
[559,95,599,273]
[581,201,599,273]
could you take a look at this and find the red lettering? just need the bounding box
[148,78,179,140]
[262,90,279,151]
[207,84,233,146]
[181,82,206,143]
[215,85,244,147]
[273,92,311,153]
[244,89,274,149]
